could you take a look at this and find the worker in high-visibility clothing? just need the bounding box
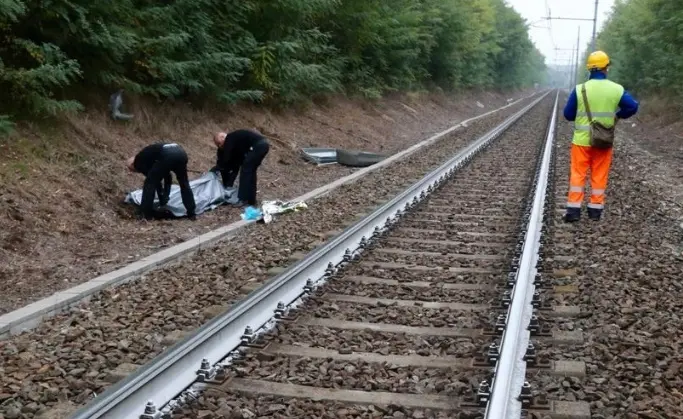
[563,51,639,222]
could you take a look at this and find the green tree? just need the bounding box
[0,0,547,128]
[0,0,82,119]
[597,0,683,105]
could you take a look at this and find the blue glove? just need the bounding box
[241,206,263,221]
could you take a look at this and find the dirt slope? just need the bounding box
[619,96,683,207]
[0,89,533,313]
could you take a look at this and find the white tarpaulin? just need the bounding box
[125,171,239,217]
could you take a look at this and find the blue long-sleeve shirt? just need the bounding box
[563,71,639,121]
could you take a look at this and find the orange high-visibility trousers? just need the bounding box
[566,144,614,210]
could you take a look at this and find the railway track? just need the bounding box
[69,91,592,419]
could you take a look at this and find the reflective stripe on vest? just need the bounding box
[572,79,625,147]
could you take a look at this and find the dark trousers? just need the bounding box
[141,145,196,218]
[238,139,269,205]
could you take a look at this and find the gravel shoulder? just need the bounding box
[536,106,683,418]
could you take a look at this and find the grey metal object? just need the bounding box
[591,0,599,53]
[109,89,134,121]
[124,171,240,217]
[300,147,386,167]
[71,91,550,419]
[300,147,338,165]
[484,91,559,419]
[336,149,387,168]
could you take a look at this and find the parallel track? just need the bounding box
[71,91,590,419]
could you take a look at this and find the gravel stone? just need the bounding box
[0,95,550,417]
[165,97,555,417]
[230,352,483,396]
[532,96,683,418]
[171,390,478,418]
[269,325,486,357]
[308,299,494,328]
[344,263,508,285]
[105,363,140,384]
[324,281,495,304]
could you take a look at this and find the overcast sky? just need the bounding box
[506,0,616,66]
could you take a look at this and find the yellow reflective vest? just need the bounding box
[573,79,624,147]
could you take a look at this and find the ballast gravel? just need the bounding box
[533,103,683,418]
[0,95,543,418]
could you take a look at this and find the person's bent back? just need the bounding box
[127,142,196,220]
[211,129,270,207]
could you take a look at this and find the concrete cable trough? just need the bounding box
[71,91,590,419]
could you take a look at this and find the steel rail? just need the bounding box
[484,91,559,419]
[70,91,551,419]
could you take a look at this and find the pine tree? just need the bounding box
[0,0,547,131]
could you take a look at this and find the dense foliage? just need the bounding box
[594,0,683,103]
[0,0,545,128]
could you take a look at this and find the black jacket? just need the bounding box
[133,142,174,204]
[213,130,265,186]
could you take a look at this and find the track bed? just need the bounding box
[165,96,587,418]
[0,97,542,419]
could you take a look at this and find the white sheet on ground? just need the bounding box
[124,171,239,217]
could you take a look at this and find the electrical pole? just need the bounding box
[569,47,576,89]
[591,0,599,52]
[554,48,576,89]
[575,27,581,85]
[543,8,600,88]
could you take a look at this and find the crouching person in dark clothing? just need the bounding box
[211,129,270,207]
[127,142,196,220]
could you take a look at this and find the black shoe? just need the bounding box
[563,208,581,223]
[232,200,248,208]
[187,213,197,221]
[587,208,602,221]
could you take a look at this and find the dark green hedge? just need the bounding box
[0,0,546,130]
[588,0,683,104]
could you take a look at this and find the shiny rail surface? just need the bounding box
[70,91,553,419]
[484,92,559,418]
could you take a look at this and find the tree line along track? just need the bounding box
[62,91,593,419]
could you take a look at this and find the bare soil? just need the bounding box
[0,89,532,313]
[619,96,683,207]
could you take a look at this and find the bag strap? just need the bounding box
[580,84,594,123]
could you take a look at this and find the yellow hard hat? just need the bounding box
[586,51,610,71]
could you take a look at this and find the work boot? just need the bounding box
[563,208,581,223]
[232,200,248,208]
[587,208,602,221]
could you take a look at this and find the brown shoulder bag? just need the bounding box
[581,84,616,149]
